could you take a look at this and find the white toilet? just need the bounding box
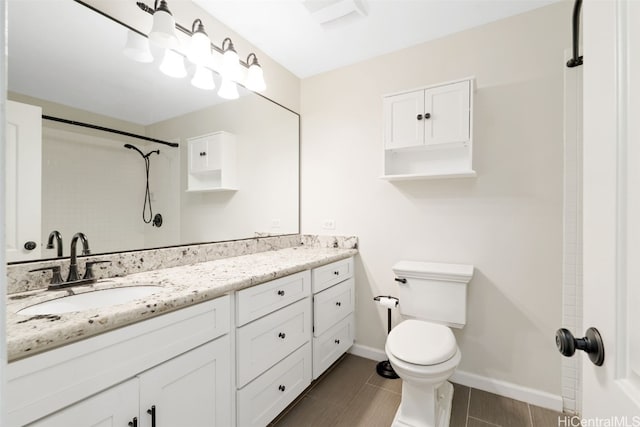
[385,261,474,427]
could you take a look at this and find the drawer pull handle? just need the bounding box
[335,301,342,306]
[335,339,341,344]
[278,332,286,339]
[278,384,286,392]
[147,405,156,427]
[277,290,285,296]
[128,417,138,427]
[334,271,339,275]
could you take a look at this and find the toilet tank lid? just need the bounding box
[392,261,474,283]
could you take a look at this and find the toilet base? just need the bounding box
[391,381,454,427]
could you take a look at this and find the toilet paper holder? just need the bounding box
[374,295,400,379]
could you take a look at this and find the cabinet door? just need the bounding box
[188,138,211,173]
[424,80,470,146]
[383,90,425,149]
[27,379,138,427]
[138,337,231,427]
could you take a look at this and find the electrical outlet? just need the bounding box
[322,219,336,230]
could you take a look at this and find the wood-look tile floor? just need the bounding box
[270,354,571,427]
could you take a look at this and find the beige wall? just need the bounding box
[301,1,571,395]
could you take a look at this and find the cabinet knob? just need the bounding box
[334,271,339,276]
[335,301,342,307]
[278,332,286,339]
[335,339,341,344]
[24,241,37,251]
[277,290,285,296]
[128,417,138,427]
[416,114,423,120]
[424,113,431,119]
[278,384,286,392]
[199,151,207,156]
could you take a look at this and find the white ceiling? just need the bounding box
[193,0,561,78]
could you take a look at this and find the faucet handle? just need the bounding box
[29,266,63,285]
[83,260,111,280]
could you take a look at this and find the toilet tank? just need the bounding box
[392,261,474,329]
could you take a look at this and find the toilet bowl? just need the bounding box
[386,261,474,427]
[386,319,461,427]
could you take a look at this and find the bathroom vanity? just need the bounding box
[6,248,356,427]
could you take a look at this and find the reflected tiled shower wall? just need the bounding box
[562,56,583,415]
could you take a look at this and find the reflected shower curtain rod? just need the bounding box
[42,115,179,148]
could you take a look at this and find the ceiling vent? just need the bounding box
[302,0,368,26]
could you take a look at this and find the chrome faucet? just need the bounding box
[66,232,91,282]
[46,230,63,257]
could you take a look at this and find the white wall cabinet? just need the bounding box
[311,258,355,379]
[187,131,237,192]
[382,78,475,180]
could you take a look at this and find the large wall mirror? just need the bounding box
[6,0,299,263]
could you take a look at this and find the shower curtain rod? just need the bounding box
[42,115,179,148]
[567,0,583,68]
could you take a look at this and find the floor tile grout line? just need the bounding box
[527,403,534,427]
[331,379,372,425]
[465,386,471,427]
[467,415,502,427]
[364,380,402,395]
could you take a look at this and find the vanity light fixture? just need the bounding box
[245,53,266,92]
[221,37,240,81]
[149,0,179,49]
[159,48,187,78]
[218,78,239,100]
[191,65,216,90]
[123,30,154,63]
[188,19,212,66]
[134,1,268,93]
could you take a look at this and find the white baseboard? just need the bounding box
[349,344,563,412]
[349,343,387,361]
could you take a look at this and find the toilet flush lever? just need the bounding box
[394,277,407,284]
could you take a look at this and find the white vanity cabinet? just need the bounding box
[382,78,476,180]
[235,271,313,427]
[311,257,355,379]
[28,338,231,427]
[9,296,231,427]
[186,131,237,192]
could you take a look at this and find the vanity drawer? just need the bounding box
[236,297,311,387]
[313,277,354,337]
[237,342,312,427]
[236,271,311,326]
[312,257,354,293]
[313,314,354,380]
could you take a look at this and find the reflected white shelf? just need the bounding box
[380,170,477,181]
[185,187,238,193]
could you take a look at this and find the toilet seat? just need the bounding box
[387,319,457,365]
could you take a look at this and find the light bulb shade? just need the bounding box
[188,31,212,66]
[159,49,186,78]
[221,47,240,81]
[246,63,266,92]
[218,79,239,100]
[149,3,178,49]
[123,30,153,63]
[191,66,215,90]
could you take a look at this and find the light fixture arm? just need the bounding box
[136,1,253,68]
[191,18,207,35]
[246,53,259,66]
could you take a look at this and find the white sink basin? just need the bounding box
[17,286,164,316]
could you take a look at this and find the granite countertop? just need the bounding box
[7,247,357,362]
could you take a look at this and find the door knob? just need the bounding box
[556,327,605,366]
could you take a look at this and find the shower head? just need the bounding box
[123,143,159,158]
